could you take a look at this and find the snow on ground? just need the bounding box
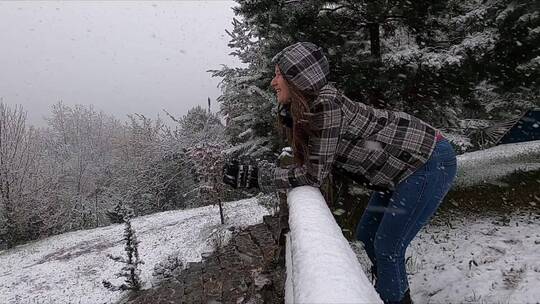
[455,140,540,187]
[352,210,540,304]
[407,211,540,304]
[0,198,269,304]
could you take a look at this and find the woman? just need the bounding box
[223,42,457,304]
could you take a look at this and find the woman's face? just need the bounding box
[271,65,291,104]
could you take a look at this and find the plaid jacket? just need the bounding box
[259,42,437,192]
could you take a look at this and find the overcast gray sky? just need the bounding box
[0,0,242,126]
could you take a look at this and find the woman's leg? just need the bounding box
[373,140,457,302]
[356,190,393,266]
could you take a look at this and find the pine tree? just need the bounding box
[102,205,144,292]
[215,0,539,155]
[209,18,279,158]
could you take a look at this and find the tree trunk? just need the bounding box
[368,22,381,63]
[218,200,225,225]
[95,193,99,227]
[367,21,386,108]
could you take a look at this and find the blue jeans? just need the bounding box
[356,139,457,302]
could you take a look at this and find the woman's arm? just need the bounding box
[258,96,342,193]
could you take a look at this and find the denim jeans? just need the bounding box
[356,139,457,302]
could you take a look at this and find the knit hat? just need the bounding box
[272,42,330,94]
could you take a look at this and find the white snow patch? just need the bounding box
[279,146,293,160]
[443,131,474,152]
[238,128,253,139]
[0,198,269,304]
[287,186,382,304]
[406,211,540,303]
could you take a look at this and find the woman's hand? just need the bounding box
[222,159,259,189]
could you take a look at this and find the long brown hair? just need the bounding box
[280,81,316,165]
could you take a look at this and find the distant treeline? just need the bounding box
[0,102,230,248]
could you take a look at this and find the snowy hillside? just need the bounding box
[0,199,269,304]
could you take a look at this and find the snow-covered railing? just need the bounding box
[455,140,540,188]
[285,186,382,304]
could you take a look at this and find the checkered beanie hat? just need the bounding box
[272,42,330,94]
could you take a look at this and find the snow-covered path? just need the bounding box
[0,198,269,304]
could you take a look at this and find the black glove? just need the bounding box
[223,159,259,189]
